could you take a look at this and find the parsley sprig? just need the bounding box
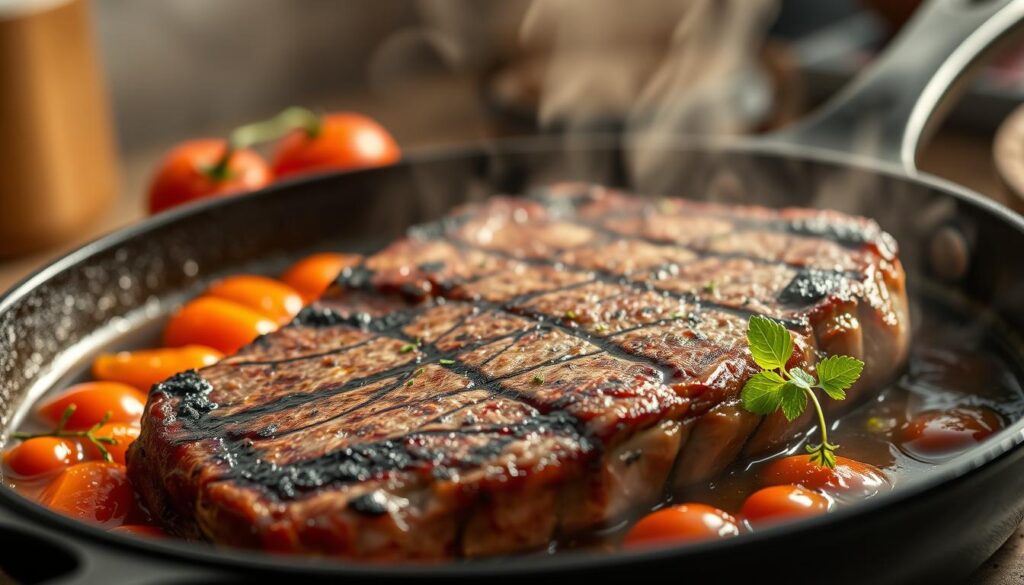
[11,404,118,463]
[740,315,864,468]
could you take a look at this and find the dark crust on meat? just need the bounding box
[128,183,909,559]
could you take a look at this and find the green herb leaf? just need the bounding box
[738,315,862,470]
[789,367,815,389]
[746,315,793,371]
[780,382,807,421]
[532,374,545,385]
[817,355,864,400]
[399,343,418,354]
[741,370,787,415]
[439,359,456,366]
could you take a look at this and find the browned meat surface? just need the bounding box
[127,183,910,559]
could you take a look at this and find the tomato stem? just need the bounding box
[204,107,322,182]
[203,144,236,182]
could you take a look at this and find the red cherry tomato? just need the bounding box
[110,524,165,538]
[163,297,277,355]
[623,504,740,549]
[205,275,304,324]
[92,345,223,392]
[39,462,134,527]
[759,455,889,499]
[38,382,147,431]
[899,407,1003,459]
[281,252,362,302]
[148,139,272,214]
[3,437,82,477]
[271,113,400,178]
[741,485,830,526]
[80,423,141,466]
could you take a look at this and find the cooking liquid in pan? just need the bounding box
[556,288,1024,553]
[3,283,1024,556]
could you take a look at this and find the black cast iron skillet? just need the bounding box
[3,1,1024,583]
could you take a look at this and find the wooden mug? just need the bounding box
[0,0,117,256]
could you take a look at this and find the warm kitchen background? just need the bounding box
[3,0,1021,288]
[1,2,1023,579]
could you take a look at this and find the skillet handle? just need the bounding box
[0,491,226,585]
[768,0,1024,171]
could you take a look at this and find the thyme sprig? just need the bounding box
[11,404,118,463]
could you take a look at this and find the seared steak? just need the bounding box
[128,184,909,559]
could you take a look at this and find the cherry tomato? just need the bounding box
[92,345,223,392]
[759,455,889,499]
[163,297,277,355]
[3,437,82,477]
[205,275,303,324]
[741,485,830,526]
[80,423,140,466]
[281,252,362,302]
[271,113,400,178]
[899,407,1003,459]
[110,524,165,538]
[623,504,740,549]
[38,382,147,431]
[148,139,272,214]
[39,462,134,527]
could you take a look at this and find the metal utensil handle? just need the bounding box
[770,0,1024,171]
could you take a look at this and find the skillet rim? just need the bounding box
[1,134,1023,577]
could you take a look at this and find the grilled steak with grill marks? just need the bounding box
[127,183,910,559]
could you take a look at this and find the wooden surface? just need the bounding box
[0,118,1020,582]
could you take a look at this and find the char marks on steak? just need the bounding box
[128,183,909,559]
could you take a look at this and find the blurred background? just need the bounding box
[3,0,1024,287]
[2,2,1024,580]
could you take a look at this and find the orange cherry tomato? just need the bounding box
[3,437,82,477]
[163,297,277,355]
[205,275,303,324]
[741,485,830,526]
[271,113,400,178]
[759,455,889,499]
[39,462,134,527]
[899,407,1003,459]
[281,252,362,302]
[92,345,223,392]
[110,524,165,538]
[38,382,147,431]
[147,139,272,214]
[623,503,740,549]
[80,423,140,466]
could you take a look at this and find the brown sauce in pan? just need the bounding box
[5,286,1024,556]
[553,289,1024,553]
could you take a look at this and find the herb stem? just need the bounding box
[11,405,117,463]
[804,387,830,451]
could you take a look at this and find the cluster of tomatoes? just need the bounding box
[148,110,399,214]
[1,251,359,536]
[622,455,886,549]
[623,405,1002,549]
